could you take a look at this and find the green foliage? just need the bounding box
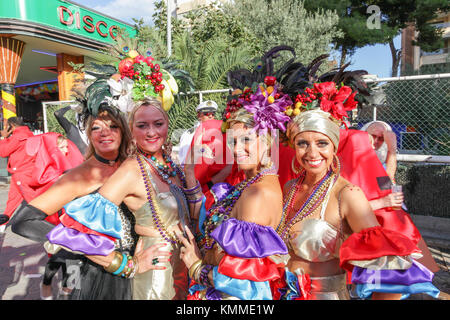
[224,0,342,66]
[45,103,77,136]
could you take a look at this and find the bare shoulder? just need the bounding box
[336,178,367,203]
[335,177,380,232]
[238,178,283,227]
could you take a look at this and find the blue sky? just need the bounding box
[74,0,399,78]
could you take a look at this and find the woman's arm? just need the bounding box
[340,185,402,300]
[11,168,89,242]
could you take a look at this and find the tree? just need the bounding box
[302,0,397,68]
[368,0,450,76]
[224,0,343,67]
[303,0,450,76]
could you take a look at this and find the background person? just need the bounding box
[362,121,398,182]
[0,117,35,230]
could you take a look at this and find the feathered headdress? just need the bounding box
[223,46,296,133]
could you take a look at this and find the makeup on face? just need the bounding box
[132,105,168,155]
[294,131,334,173]
[90,118,122,155]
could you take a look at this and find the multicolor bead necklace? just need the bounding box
[276,169,338,241]
[137,154,179,244]
[137,148,178,180]
[203,167,277,250]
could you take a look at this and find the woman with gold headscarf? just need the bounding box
[277,78,439,300]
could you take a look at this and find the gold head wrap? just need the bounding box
[224,108,254,130]
[286,109,340,150]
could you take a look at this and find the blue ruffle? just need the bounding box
[355,282,440,300]
[63,192,122,239]
[213,266,272,300]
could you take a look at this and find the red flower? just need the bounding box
[313,82,357,121]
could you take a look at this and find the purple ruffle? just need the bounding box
[210,182,234,203]
[352,260,434,286]
[46,224,115,256]
[210,218,288,258]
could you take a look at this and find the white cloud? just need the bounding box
[92,0,156,25]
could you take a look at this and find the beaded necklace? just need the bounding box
[276,169,338,241]
[137,153,190,245]
[137,147,178,179]
[203,167,277,250]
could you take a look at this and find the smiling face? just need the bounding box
[131,104,169,155]
[88,116,123,158]
[229,122,269,172]
[294,131,335,175]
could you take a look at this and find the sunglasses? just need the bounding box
[200,112,215,117]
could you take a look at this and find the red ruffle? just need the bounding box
[218,254,282,282]
[340,226,421,272]
[374,208,421,246]
[59,211,116,241]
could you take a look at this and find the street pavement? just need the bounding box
[0,182,449,300]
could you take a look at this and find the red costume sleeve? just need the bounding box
[339,226,421,272]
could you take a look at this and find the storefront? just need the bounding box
[0,0,136,177]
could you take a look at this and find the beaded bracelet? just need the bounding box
[119,255,134,278]
[199,264,214,286]
[184,181,201,194]
[187,195,204,204]
[128,258,139,279]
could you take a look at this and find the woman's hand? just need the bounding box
[134,239,172,273]
[177,227,202,269]
[382,192,404,208]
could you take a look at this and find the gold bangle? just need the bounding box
[188,259,203,279]
[104,251,123,273]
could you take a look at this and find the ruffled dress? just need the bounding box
[44,192,138,300]
[189,183,289,300]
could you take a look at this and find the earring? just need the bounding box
[331,154,340,174]
[291,157,304,176]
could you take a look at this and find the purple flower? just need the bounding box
[239,85,291,134]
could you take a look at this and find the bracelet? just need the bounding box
[184,180,201,193]
[199,264,213,286]
[188,259,203,279]
[128,257,139,279]
[104,251,123,273]
[119,255,134,278]
[113,253,128,275]
[187,196,204,204]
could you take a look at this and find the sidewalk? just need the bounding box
[0,183,449,300]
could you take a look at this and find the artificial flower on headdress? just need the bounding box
[223,46,298,133]
[285,81,358,123]
[117,49,179,111]
[223,77,292,134]
[105,75,134,114]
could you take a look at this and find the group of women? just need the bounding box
[9,46,439,301]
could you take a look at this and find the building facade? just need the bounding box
[401,12,450,75]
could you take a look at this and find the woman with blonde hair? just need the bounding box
[11,80,169,300]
